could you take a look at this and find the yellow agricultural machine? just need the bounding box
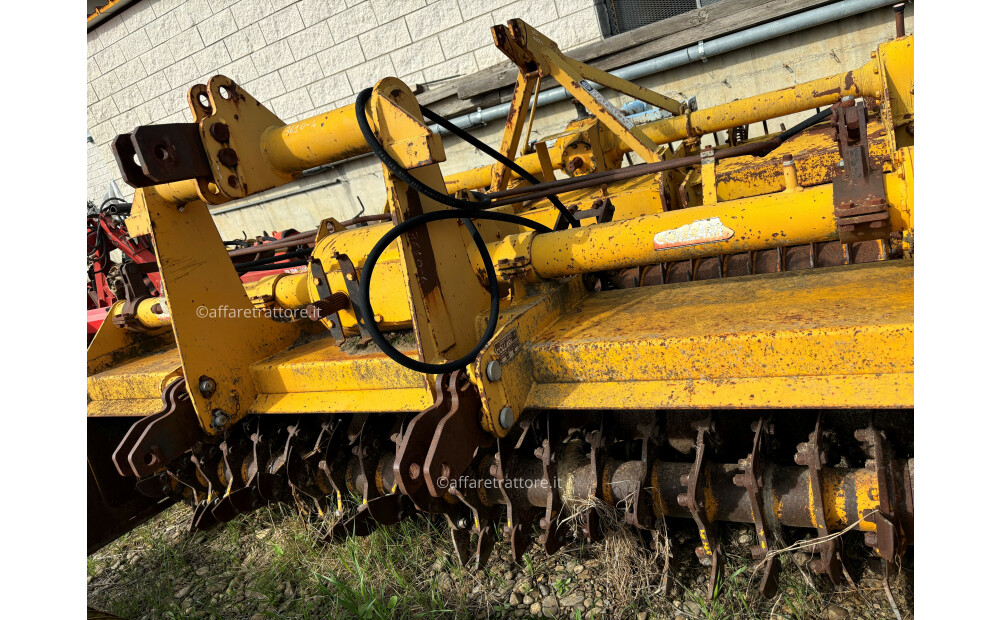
[88,17,914,599]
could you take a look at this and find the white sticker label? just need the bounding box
[580,82,634,130]
[653,217,734,250]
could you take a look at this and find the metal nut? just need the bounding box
[209,122,230,142]
[211,409,230,429]
[486,360,502,382]
[198,378,216,397]
[218,148,239,167]
[499,406,514,429]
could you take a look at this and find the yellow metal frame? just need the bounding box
[87,26,916,439]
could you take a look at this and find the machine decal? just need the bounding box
[493,329,521,366]
[653,217,734,250]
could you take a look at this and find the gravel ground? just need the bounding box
[87,503,913,619]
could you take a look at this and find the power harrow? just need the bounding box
[87,18,914,599]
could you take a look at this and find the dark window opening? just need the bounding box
[597,0,724,37]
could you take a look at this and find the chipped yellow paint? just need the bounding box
[807,470,818,529]
[88,346,181,403]
[527,261,912,410]
[852,468,881,533]
[699,529,712,555]
[704,468,718,523]
[823,467,850,529]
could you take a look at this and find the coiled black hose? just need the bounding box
[353,88,560,373]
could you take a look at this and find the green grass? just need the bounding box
[87,503,912,619]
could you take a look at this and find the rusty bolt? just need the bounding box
[211,409,230,429]
[408,462,421,480]
[680,474,690,486]
[198,378,216,397]
[499,406,514,429]
[677,493,689,506]
[440,464,451,479]
[489,464,498,477]
[209,122,231,142]
[486,360,502,382]
[218,148,239,167]
[737,458,748,470]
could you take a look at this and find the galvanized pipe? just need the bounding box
[433,0,899,134]
[246,0,897,182]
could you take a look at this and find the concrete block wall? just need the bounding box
[87,2,910,241]
[86,0,604,207]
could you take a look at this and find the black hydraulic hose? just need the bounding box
[236,259,310,274]
[357,209,549,374]
[419,105,578,228]
[777,107,833,143]
[233,248,311,271]
[354,87,559,373]
[354,88,578,227]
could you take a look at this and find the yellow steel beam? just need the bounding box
[525,184,841,279]
[526,260,913,410]
[444,35,912,194]
[92,259,911,418]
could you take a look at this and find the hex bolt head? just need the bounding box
[486,360,503,382]
[209,122,231,142]
[499,406,515,429]
[211,409,230,429]
[198,378,216,397]
[408,462,421,480]
[456,518,469,529]
[218,148,239,167]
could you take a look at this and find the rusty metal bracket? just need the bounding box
[582,423,607,543]
[111,261,158,332]
[425,372,488,496]
[856,420,904,575]
[318,415,360,522]
[112,124,212,188]
[831,99,890,243]
[734,416,780,598]
[537,414,569,555]
[334,251,373,344]
[308,260,346,344]
[794,413,847,586]
[554,197,616,231]
[678,415,725,597]
[112,379,206,478]
[190,442,226,531]
[450,453,503,569]
[209,424,252,523]
[626,416,659,530]
[394,373,456,511]
[324,493,416,543]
